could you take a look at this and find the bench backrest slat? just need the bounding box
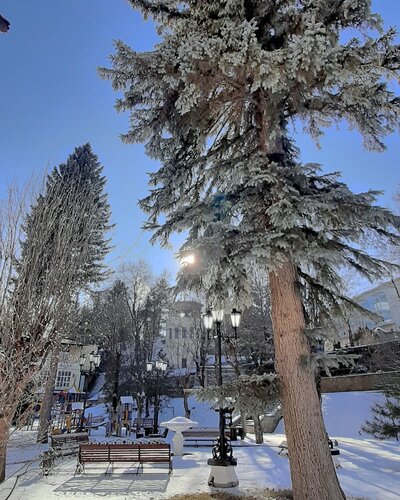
[80,444,110,463]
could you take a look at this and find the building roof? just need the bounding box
[354,276,400,300]
[120,396,134,405]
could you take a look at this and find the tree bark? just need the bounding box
[183,389,191,419]
[37,349,60,443]
[253,413,263,444]
[240,411,247,438]
[0,415,12,483]
[269,261,346,500]
[136,394,143,430]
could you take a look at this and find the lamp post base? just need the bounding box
[172,431,184,456]
[207,464,239,488]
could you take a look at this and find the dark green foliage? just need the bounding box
[20,143,112,292]
[363,383,400,440]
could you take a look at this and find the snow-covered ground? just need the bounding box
[1,391,399,500]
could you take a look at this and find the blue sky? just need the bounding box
[0,1,399,281]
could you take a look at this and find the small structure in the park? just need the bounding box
[119,395,135,436]
[161,416,198,456]
[108,395,138,436]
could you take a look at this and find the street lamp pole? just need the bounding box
[79,350,100,432]
[147,360,167,434]
[203,308,241,488]
[154,367,160,434]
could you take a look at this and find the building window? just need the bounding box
[182,327,187,338]
[59,351,69,362]
[56,370,71,389]
[175,327,180,338]
[181,358,187,369]
[360,292,393,323]
[169,328,173,339]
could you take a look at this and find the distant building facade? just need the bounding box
[55,341,99,394]
[352,278,400,332]
[164,300,203,371]
[330,277,400,348]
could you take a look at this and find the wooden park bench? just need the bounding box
[75,442,172,475]
[133,417,154,435]
[184,437,218,447]
[182,428,231,447]
[50,432,89,452]
[278,438,341,468]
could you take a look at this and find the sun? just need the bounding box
[181,254,196,265]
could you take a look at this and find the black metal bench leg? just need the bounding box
[75,463,84,476]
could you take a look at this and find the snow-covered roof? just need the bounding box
[71,402,84,411]
[120,396,134,405]
[67,386,79,394]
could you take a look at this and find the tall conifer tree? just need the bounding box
[20,143,111,290]
[0,144,112,478]
[100,2,400,498]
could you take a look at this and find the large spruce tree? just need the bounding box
[0,144,112,479]
[20,143,111,290]
[100,2,400,498]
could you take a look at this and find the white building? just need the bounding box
[164,301,203,371]
[55,341,99,393]
[331,277,400,348]
[351,277,400,332]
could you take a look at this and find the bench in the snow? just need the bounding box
[182,428,231,438]
[132,418,154,434]
[75,442,172,475]
[278,439,341,468]
[50,432,89,450]
[182,428,232,447]
[183,437,218,447]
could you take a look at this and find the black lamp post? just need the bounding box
[79,350,100,432]
[147,359,167,433]
[203,307,241,484]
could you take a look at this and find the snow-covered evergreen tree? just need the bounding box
[0,145,112,478]
[20,143,112,290]
[363,383,400,441]
[100,2,400,498]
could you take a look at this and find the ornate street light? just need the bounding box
[79,353,86,370]
[203,307,240,488]
[155,360,168,371]
[203,310,214,331]
[230,308,242,341]
[147,359,168,433]
[79,349,101,432]
[93,353,101,368]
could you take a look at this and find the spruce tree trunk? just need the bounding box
[240,411,247,438]
[0,415,11,483]
[183,390,191,419]
[269,261,345,500]
[136,394,143,431]
[253,414,263,444]
[37,349,59,443]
